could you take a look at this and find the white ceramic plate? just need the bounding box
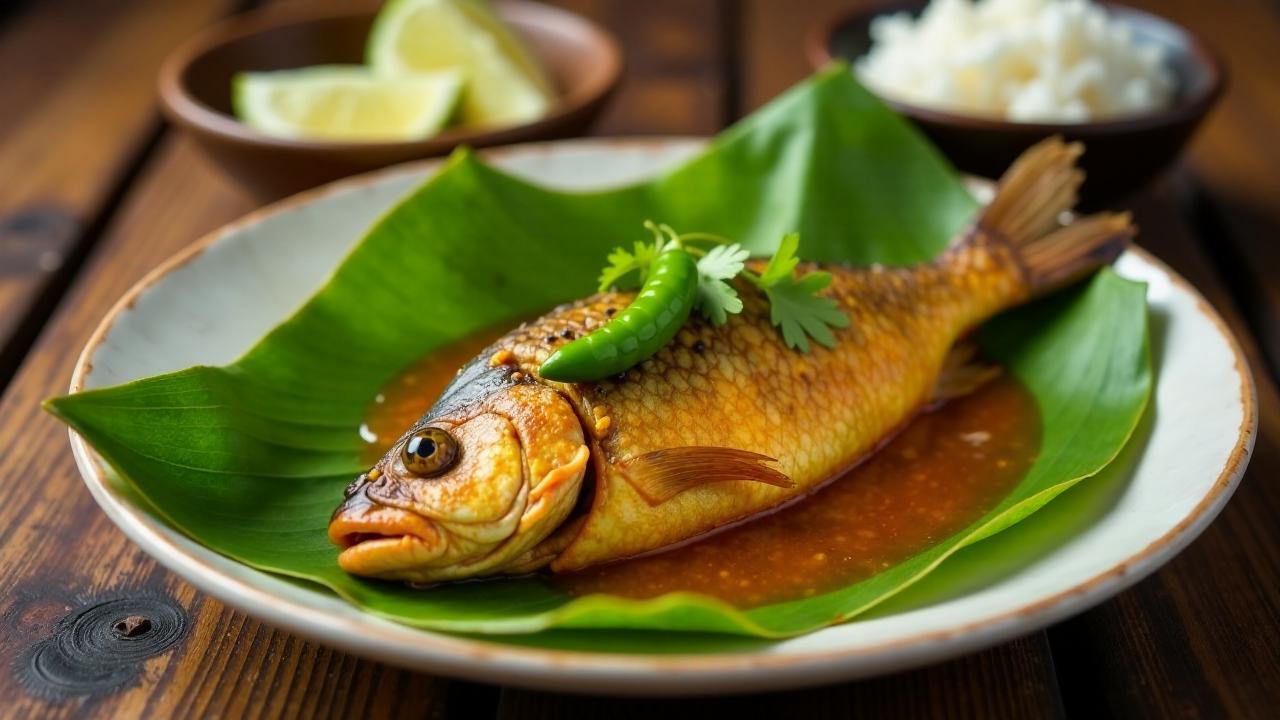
[68,139,1256,695]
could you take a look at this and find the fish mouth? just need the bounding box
[329,490,447,577]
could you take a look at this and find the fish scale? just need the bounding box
[488,236,1028,571]
[328,138,1135,582]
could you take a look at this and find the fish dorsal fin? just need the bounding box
[932,342,1002,405]
[620,447,794,505]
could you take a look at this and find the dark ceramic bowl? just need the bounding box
[160,0,623,200]
[807,1,1224,207]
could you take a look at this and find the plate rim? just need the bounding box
[65,137,1258,695]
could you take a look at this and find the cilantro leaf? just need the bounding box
[752,234,850,351]
[693,243,748,326]
[696,278,742,326]
[763,271,849,351]
[697,243,750,281]
[597,239,659,292]
[758,232,800,286]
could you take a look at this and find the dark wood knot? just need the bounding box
[113,615,152,638]
[15,593,187,700]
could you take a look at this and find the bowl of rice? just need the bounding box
[807,0,1223,205]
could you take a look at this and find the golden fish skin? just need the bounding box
[328,137,1134,582]
[497,233,1027,571]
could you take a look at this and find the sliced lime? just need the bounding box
[367,0,554,128]
[232,65,463,142]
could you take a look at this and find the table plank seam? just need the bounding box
[716,0,744,127]
[0,123,167,394]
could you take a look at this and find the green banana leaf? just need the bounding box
[46,67,1150,642]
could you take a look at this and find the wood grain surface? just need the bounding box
[0,0,238,383]
[0,0,1275,718]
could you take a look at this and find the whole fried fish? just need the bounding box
[329,138,1134,584]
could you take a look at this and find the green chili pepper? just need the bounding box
[539,247,698,382]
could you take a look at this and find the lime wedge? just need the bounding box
[367,0,554,128]
[232,65,463,142]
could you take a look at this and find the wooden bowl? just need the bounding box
[159,0,623,200]
[807,1,1224,207]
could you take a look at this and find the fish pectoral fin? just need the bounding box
[932,342,1002,405]
[620,447,794,505]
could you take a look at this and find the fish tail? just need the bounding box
[979,136,1135,297]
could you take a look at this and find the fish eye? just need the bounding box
[401,428,458,477]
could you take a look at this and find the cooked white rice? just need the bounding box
[856,0,1176,122]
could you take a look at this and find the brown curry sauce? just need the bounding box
[362,338,1041,609]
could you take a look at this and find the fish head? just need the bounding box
[329,374,589,584]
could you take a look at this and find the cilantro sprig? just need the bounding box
[595,240,659,292]
[596,224,849,351]
[742,233,850,351]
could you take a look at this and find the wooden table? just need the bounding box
[1,0,1276,716]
